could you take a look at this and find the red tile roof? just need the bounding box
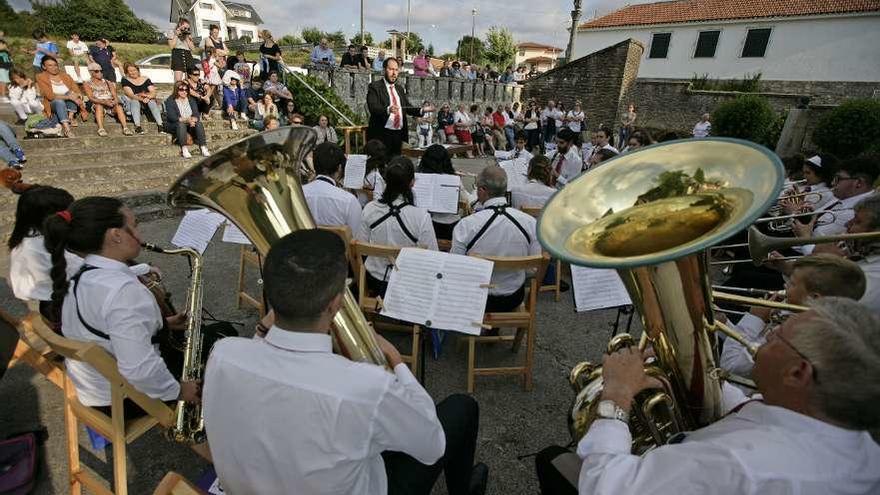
[523,56,556,63]
[517,41,564,52]
[579,0,880,29]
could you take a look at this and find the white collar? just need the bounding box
[314,174,337,185]
[264,326,333,353]
[83,254,131,271]
[737,401,868,443]
[483,197,508,208]
[840,190,874,208]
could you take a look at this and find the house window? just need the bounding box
[241,30,254,40]
[648,33,671,59]
[201,20,216,30]
[199,2,212,9]
[694,30,720,58]
[742,28,771,58]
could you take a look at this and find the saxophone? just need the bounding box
[140,242,207,443]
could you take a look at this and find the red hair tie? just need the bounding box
[56,210,72,223]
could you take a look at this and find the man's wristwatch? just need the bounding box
[597,400,630,424]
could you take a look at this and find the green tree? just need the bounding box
[456,35,484,64]
[327,30,346,48]
[401,32,424,54]
[483,26,515,69]
[280,72,363,129]
[301,26,323,45]
[812,99,880,159]
[31,0,158,43]
[350,32,373,46]
[278,34,303,46]
[712,95,778,146]
[426,44,435,56]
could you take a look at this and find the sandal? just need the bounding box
[97,128,108,137]
[122,127,134,136]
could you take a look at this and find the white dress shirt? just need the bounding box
[203,327,445,495]
[383,81,403,130]
[577,383,880,494]
[358,197,438,280]
[451,197,542,295]
[511,180,556,209]
[357,169,385,207]
[804,182,834,211]
[566,110,584,133]
[719,313,767,377]
[693,120,711,138]
[858,254,880,313]
[798,191,872,255]
[547,147,583,188]
[61,254,179,406]
[540,108,563,129]
[9,234,83,302]
[495,148,533,163]
[303,175,363,238]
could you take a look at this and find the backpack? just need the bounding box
[24,115,62,138]
[0,428,48,495]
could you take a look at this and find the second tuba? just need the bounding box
[538,138,784,453]
[167,127,387,366]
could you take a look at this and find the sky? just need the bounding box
[9,0,652,54]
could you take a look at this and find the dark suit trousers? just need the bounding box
[376,127,406,156]
[383,394,479,495]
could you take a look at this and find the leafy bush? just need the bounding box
[282,72,363,130]
[691,72,762,93]
[812,99,880,159]
[712,95,778,146]
[32,0,158,44]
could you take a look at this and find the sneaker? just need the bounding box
[468,463,489,495]
[97,128,108,137]
[200,145,211,157]
[122,127,134,136]
[13,148,26,163]
[134,126,144,135]
[15,118,26,125]
[230,119,239,130]
[181,147,192,158]
[9,161,23,170]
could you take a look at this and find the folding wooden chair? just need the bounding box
[351,240,421,374]
[2,307,65,388]
[28,314,177,495]
[152,472,203,495]
[465,253,549,393]
[521,206,562,302]
[339,125,368,155]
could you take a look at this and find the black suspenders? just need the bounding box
[465,205,531,252]
[70,265,162,344]
[369,202,418,243]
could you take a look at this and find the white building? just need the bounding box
[572,0,880,82]
[515,42,563,73]
[169,0,263,42]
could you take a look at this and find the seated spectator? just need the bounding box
[164,81,210,159]
[83,63,132,137]
[289,113,305,126]
[313,114,338,144]
[254,94,279,129]
[87,37,118,83]
[185,67,213,115]
[232,51,252,87]
[120,63,163,134]
[436,103,456,145]
[35,56,88,137]
[0,120,27,168]
[280,100,296,126]
[310,38,336,67]
[264,115,280,131]
[418,144,473,240]
[9,69,43,124]
[625,129,655,152]
[302,142,362,237]
[358,156,438,296]
[201,46,224,109]
[357,139,387,207]
[263,71,293,106]
[453,104,474,157]
[245,79,264,116]
[451,166,541,312]
[511,155,555,209]
[222,71,248,131]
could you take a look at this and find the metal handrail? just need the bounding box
[278,62,356,127]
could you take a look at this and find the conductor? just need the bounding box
[367,57,433,156]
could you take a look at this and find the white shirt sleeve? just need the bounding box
[719,314,765,376]
[370,363,445,464]
[347,196,364,239]
[418,211,439,251]
[104,283,180,401]
[450,221,469,255]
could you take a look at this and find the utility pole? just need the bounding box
[470,8,477,63]
[566,0,582,64]
[360,0,364,45]
[405,0,411,54]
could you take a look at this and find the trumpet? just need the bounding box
[753,209,844,233]
[711,226,880,266]
[712,285,784,298]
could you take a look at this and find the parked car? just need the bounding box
[136,53,202,69]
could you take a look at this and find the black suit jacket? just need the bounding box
[366,78,422,140]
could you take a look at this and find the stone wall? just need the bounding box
[754,80,878,106]
[305,67,521,118]
[521,39,645,130]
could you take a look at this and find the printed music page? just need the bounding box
[170,208,226,254]
[500,159,529,191]
[413,173,462,214]
[382,248,493,335]
[342,154,368,190]
[571,265,632,312]
[221,222,252,245]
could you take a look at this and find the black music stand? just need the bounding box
[609,305,635,339]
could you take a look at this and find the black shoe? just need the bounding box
[559,280,571,293]
[135,126,144,134]
[468,462,489,495]
[15,118,26,125]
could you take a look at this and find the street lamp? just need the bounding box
[470,8,477,63]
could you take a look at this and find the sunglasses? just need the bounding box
[292,120,303,125]
[177,87,188,92]
[90,69,101,73]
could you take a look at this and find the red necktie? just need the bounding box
[554,153,565,175]
[389,85,401,129]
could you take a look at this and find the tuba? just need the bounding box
[538,138,784,453]
[167,127,387,368]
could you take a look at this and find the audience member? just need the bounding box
[168,18,197,82]
[121,63,163,134]
[201,46,224,109]
[263,71,293,105]
[522,100,541,152]
[164,81,210,158]
[35,56,87,137]
[202,24,228,57]
[341,44,364,70]
[66,32,89,83]
[9,69,43,124]
[489,106,507,151]
[373,50,386,71]
[310,38,336,67]
[313,115,338,144]
[88,37,118,83]
[30,30,59,74]
[540,100,563,150]
[437,103,456,145]
[453,103,474,156]
[254,93,279,129]
[413,49,431,77]
[359,46,372,69]
[83,63,131,136]
[471,104,488,157]
[499,66,514,84]
[258,30,283,80]
[417,101,435,147]
[232,51,252,87]
[221,70,247,131]
[513,66,527,83]
[281,100,297,126]
[566,101,585,142]
[0,120,26,168]
[502,104,517,150]
[619,103,636,148]
[692,112,712,138]
[302,142,363,237]
[264,115,280,131]
[185,67,213,115]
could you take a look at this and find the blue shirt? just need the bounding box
[310,46,336,65]
[372,56,384,71]
[33,41,58,68]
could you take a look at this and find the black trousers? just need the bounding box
[432,220,457,241]
[535,445,579,495]
[485,285,525,313]
[168,121,207,146]
[383,394,479,495]
[373,127,406,157]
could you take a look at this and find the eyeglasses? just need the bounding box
[90,69,101,73]
[177,87,188,92]
[765,325,820,383]
[831,175,858,185]
[292,120,303,125]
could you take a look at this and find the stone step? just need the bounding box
[19,133,172,152]
[22,145,214,168]
[9,116,248,136]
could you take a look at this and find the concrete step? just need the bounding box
[19,133,172,152]
[9,116,248,136]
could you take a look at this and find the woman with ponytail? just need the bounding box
[43,196,200,416]
[358,156,437,296]
[8,186,79,322]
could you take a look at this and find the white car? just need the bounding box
[135,53,204,84]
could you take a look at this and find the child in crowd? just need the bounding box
[0,38,11,103]
[417,100,434,148]
[8,69,42,124]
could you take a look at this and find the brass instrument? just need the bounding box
[140,242,207,443]
[167,127,387,367]
[537,138,785,452]
[711,226,880,265]
[754,209,843,233]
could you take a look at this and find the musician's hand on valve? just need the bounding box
[764,250,793,275]
[179,380,202,404]
[601,347,663,413]
[374,333,403,368]
[165,312,188,332]
[790,215,816,239]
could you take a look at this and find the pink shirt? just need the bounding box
[413,56,430,77]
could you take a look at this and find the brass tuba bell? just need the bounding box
[538,138,784,453]
[167,127,387,366]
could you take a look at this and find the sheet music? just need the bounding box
[342,154,367,190]
[221,222,252,245]
[170,209,226,254]
[382,248,493,335]
[571,265,632,312]
[413,173,461,214]
[500,159,529,191]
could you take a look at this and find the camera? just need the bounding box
[178,27,191,38]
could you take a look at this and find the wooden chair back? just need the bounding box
[351,240,404,312]
[152,472,203,495]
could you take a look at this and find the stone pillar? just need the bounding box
[462,81,474,104]
[400,38,407,60]
[775,107,811,157]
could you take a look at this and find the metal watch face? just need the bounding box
[597,400,617,419]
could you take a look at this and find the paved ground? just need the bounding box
[0,156,642,495]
